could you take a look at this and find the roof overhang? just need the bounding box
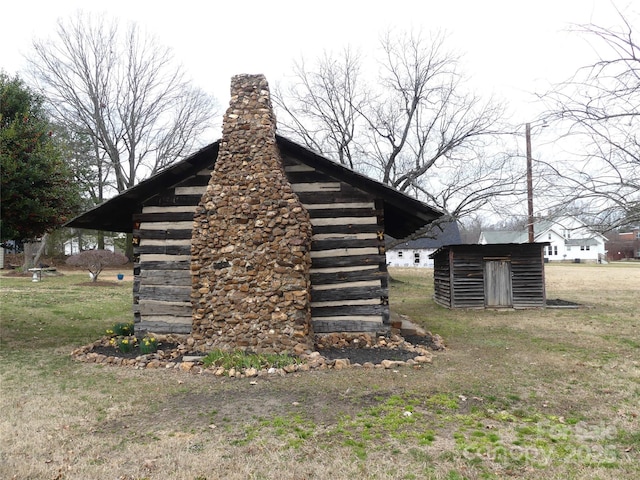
[66,136,442,239]
[65,142,220,233]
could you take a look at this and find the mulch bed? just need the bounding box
[320,346,420,364]
[90,342,182,360]
[88,333,444,366]
[320,334,445,364]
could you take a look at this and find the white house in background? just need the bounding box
[386,221,462,268]
[479,215,607,263]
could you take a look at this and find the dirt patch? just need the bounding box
[546,298,582,308]
[76,281,121,287]
[320,346,420,364]
[319,332,444,364]
[90,342,182,359]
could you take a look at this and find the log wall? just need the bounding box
[283,154,388,333]
[132,169,212,333]
[132,156,389,334]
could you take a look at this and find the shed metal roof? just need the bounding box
[429,242,550,259]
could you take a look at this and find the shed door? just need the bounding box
[484,259,512,307]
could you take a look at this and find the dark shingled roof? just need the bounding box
[388,221,462,249]
[66,135,442,239]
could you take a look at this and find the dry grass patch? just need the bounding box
[1,265,639,479]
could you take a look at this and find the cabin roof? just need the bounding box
[66,135,442,239]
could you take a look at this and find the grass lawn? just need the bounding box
[1,264,638,480]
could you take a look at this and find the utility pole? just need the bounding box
[526,123,534,243]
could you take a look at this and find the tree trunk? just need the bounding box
[125,233,133,261]
[21,233,48,270]
[22,242,36,270]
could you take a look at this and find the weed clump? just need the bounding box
[202,349,300,371]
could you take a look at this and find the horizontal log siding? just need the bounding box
[132,169,213,333]
[132,155,390,334]
[284,155,388,333]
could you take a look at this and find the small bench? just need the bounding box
[28,267,57,281]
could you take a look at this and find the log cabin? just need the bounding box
[67,74,442,343]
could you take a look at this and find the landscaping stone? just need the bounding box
[70,330,438,377]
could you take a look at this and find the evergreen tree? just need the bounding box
[1,72,81,242]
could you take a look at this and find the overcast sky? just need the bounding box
[1,0,634,133]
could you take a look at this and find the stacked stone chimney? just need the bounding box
[190,74,313,354]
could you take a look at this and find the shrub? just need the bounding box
[66,249,128,282]
[109,335,136,353]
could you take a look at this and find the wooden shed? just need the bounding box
[429,243,548,309]
[68,135,441,334]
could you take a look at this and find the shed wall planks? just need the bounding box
[430,244,547,310]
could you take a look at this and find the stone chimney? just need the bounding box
[190,74,313,354]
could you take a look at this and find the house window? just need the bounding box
[567,246,572,251]
[414,252,420,264]
[548,233,551,240]
[553,246,558,255]
[580,245,585,251]
[398,251,403,258]
[586,245,590,251]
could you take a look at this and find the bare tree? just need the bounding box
[541,6,639,230]
[66,249,129,282]
[274,30,515,228]
[26,12,218,194]
[274,48,367,169]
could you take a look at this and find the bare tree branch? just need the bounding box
[274,29,511,224]
[541,6,639,230]
[26,12,219,194]
[273,48,367,169]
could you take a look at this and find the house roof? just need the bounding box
[565,238,600,246]
[480,230,528,244]
[388,221,461,250]
[480,216,608,245]
[531,219,557,238]
[66,135,442,239]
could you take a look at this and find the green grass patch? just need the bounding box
[201,348,301,371]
